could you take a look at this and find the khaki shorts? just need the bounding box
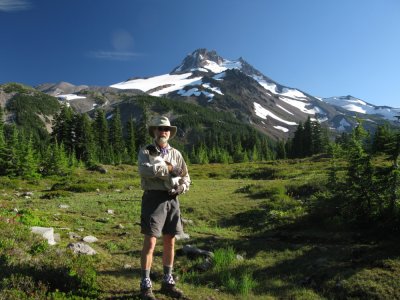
[140,190,183,237]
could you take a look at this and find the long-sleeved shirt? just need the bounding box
[138,142,190,191]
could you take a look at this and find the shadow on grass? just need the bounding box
[180,215,400,299]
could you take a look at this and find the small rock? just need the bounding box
[83,235,98,243]
[67,242,97,255]
[69,232,81,239]
[176,233,190,240]
[58,204,70,209]
[124,264,132,269]
[236,254,244,261]
[31,226,56,245]
[182,245,213,258]
[181,218,194,225]
[77,228,84,232]
[116,224,124,229]
[107,209,114,214]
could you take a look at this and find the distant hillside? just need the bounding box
[0,83,60,141]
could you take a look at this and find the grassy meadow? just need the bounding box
[1,158,399,299]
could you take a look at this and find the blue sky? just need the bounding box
[1,0,399,108]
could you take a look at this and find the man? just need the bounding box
[138,115,190,300]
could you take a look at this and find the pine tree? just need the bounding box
[45,140,70,176]
[303,117,313,156]
[0,106,7,174]
[74,114,96,165]
[5,125,20,177]
[109,107,124,165]
[0,106,5,148]
[52,105,74,153]
[93,109,110,163]
[19,135,40,179]
[291,122,304,158]
[126,117,137,164]
[311,120,323,154]
[136,107,152,148]
[276,140,287,159]
[372,123,392,154]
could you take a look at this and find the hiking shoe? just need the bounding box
[140,278,157,300]
[140,287,158,300]
[160,282,186,299]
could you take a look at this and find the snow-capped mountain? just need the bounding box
[110,48,400,138]
[38,49,400,139]
[322,95,400,121]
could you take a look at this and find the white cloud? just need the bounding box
[90,29,139,61]
[0,0,31,11]
[89,50,140,61]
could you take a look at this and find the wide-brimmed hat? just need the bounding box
[148,116,177,139]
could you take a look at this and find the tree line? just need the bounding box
[0,102,276,179]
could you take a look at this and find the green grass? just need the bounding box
[0,159,399,299]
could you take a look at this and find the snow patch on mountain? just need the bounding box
[279,97,321,115]
[213,72,226,80]
[324,96,400,120]
[337,117,351,131]
[202,83,223,95]
[56,94,86,101]
[281,88,307,99]
[111,73,203,97]
[277,104,294,115]
[274,125,289,132]
[199,59,242,73]
[254,102,297,126]
[177,88,215,99]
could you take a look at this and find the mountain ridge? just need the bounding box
[108,48,400,138]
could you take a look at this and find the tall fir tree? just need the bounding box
[109,107,125,164]
[93,109,110,163]
[126,116,137,164]
[19,135,40,179]
[0,106,5,148]
[74,114,96,165]
[52,105,74,153]
[136,106,152,148]
[291,122,304,158]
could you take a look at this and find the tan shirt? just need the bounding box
[138,143,190,191]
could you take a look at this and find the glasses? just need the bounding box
[157,126,171,132]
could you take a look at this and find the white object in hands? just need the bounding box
[146,145,181,191]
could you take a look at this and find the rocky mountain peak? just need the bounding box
[171,48,225,74]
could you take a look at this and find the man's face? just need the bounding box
[154,126,170,144]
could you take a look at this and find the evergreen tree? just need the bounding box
[0,106,7,174]
[136,107,152,148]
[45,141,70,176]
[303,117,313,156]
[93,109,110,163]
[126,117,137,164]
[109,107,124,164]
[19,135,40,179]
[311,120,323,154]
[372,123,392,154]
[0,106,5,148]
[276,140,287,159]
[74,114,96,165]
[52,105,74,153]
[291,122,304,158]
[5,125,20,177]
[198,143,209,164]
